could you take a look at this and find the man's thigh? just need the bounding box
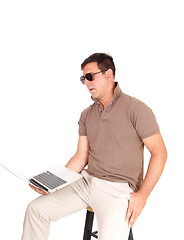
[90,178,133,240]
[28,173,91,222]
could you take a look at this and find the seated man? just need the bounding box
[21,53,167,240]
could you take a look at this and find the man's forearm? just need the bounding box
[139,133,168,199]
[138,151,167,199]
[65,154,88,173]
[65,136,89,173]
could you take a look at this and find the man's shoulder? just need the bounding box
[120,92,144,108]
[80,102,97,117]
[118,92,154,120]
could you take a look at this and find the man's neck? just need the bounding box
[99,83,116,109]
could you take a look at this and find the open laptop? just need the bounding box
[0,164,83,193]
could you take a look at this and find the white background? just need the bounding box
[0,1,183,239]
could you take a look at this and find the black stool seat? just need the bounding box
[83,207,134,240]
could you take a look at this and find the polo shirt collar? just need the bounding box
[91,82,122,103]
[113,82,122,100]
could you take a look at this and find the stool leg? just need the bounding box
[128,228,134,240]
[83,210,95,240]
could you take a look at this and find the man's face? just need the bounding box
[82,62,108,100]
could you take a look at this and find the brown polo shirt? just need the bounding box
[78,82,160,192]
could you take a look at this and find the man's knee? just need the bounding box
[26,199,40,217]
[26,197,51,223]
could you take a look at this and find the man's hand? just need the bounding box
[125,191,147,227]
[125,133,167,228]
[29,184,49,195]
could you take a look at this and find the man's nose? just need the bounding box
[84,78,90,86]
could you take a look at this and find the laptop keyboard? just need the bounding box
[30,171,67,191]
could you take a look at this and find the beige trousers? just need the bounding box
[21,170,133,240]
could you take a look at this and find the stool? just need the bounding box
[83,207,134,240]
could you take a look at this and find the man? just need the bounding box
[22,53,167,240]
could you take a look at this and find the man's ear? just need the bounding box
[106,69,113,80]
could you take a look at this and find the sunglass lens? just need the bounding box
[80,76,85,84]
[85,73,93,81]
[80,73,93,84]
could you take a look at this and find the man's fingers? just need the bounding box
[125,192,147,227]
[29,184,49,195]
[128,212,138,228]
[125,206,132,223]
[126,207,138,228]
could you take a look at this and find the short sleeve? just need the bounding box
[131,102,160,139]
[78,109,88,136]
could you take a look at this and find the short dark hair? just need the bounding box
[81,53,116,78]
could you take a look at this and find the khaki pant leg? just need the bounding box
[89,177,133,240]
[21,171,91,240]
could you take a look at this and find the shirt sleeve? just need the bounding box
[131,102,160,139]
[78,109,88,136]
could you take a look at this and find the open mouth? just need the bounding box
[88,87,95,92]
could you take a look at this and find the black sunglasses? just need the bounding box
[80,70,108,84]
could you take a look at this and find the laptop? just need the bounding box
[0,164,83,193]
